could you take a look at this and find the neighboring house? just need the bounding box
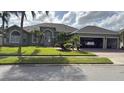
[0,23,123,49]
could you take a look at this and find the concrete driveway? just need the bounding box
[84,49,124,64]
[0,64,124,81]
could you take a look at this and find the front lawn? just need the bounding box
[0,56,113,64]
[0,47,95,56]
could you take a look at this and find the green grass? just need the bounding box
[0,47,95,56]
[0,56,113,64]
[0,47,112,64]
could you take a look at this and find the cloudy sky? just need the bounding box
[1,11,124,31]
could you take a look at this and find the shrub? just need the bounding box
[54,43,60,47]
[64,43,73,50]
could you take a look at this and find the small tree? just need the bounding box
[71,35,80,50]
[56,32,70,50]
[56,32,80,51]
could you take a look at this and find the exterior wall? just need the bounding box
[4,26,30,46]
[3,26,61,47]
[120,31,124,48]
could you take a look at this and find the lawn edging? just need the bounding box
[0,54,96,56]
[0,56,113,65]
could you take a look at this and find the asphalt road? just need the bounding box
[0,64,124,81]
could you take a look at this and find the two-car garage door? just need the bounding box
[80,37,118,49]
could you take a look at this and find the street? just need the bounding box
[0,64,124,81]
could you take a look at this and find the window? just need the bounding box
[10,31,20,43]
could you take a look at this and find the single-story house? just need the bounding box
[0,23,123,49]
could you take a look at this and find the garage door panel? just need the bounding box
[80,37,103,48]
[107,38,117,49]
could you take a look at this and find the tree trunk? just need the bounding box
[2,16,5,46]
[18,12,24,55]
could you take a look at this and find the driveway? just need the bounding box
[0,64,124,81]
[83,49,124,64]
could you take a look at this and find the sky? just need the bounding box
[1,11,124,31]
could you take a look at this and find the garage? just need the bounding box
[80,37,103,48]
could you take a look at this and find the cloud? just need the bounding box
[61,12,76,25]
[72,11,124,31]
[1,11,124,31]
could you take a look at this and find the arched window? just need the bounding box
[11,31,20,36]
[10,31,21,43]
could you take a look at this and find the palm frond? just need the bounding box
[31,11,36,19]
[45,11,49,15]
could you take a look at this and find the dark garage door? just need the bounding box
[107,38,117,49]
[80,37,103,48]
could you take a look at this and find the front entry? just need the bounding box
[43,30,53,46]
[80,37,103,48]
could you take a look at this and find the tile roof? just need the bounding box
[24,23,78,33]
[74,26,119,35]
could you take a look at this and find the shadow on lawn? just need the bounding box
[57,49,89,54]
[18,56,71,64]
[0,56,9,59]
[0,64,87,81]
[31,49,41,55]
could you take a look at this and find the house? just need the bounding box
[0,23,123,49]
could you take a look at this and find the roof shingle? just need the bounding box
[24,23,78,33]
[74,26,119,35]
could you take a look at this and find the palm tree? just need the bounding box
[0,12,10,46]
[71,35,80,50]
[15,11,35,55]
[0,12,11,29]
[17,11,49,55]
[0,11,18,45]
[56,32,69,50]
